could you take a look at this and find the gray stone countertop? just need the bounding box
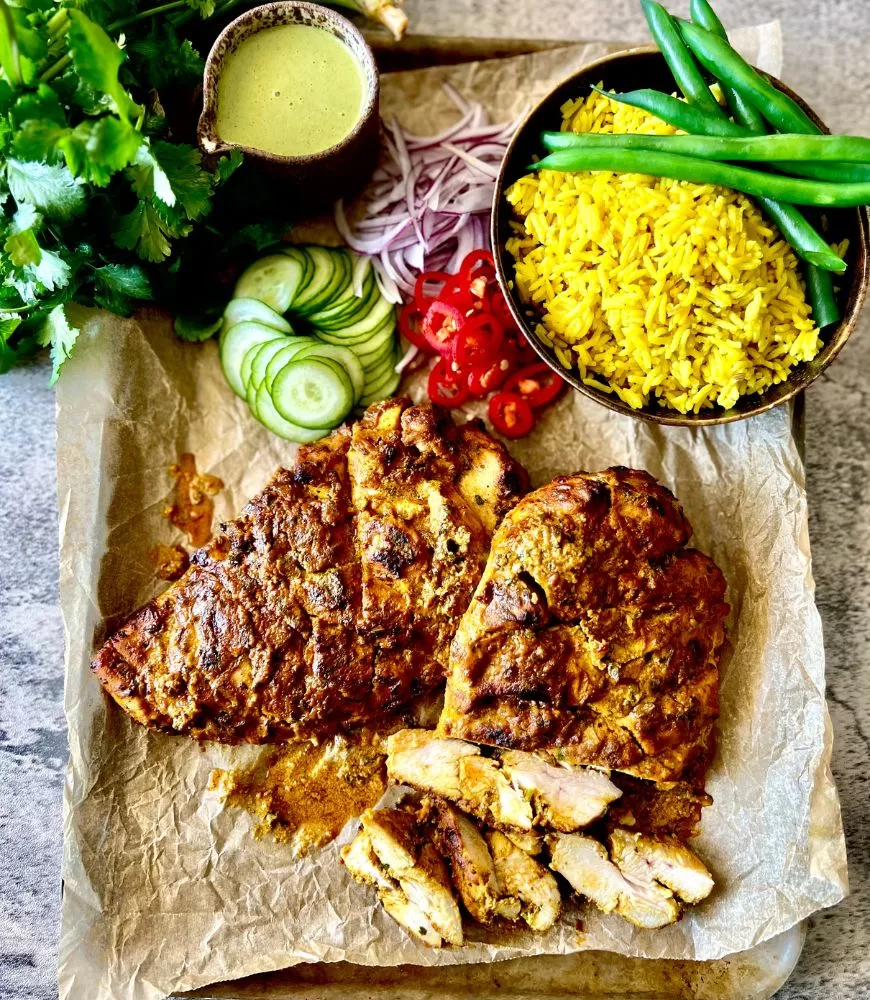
[1,1,868,997]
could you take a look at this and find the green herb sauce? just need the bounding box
[216,24,364,157]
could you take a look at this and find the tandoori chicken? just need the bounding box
[91,399,528,743]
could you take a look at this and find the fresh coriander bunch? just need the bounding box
[0,0,254,380]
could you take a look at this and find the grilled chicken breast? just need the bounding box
[91,400,528,742]
[385,729,621,833]
[608,828,714,905]
[440,468,729,784]
[343,807,464,948]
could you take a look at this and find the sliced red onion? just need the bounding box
[335,85,520,300]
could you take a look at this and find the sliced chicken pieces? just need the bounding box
[395,843,464,947]
[343,807,464,948]
[504,829,544,856]
[432,800,521,924]
[499,750,622,831]
[341,828,393,892]
[386,729,620,834]
[487,830,561,932]
[458,754,534,830]
[609,828,714,905]
[385,729,478,801]
[380,887,443,948]
[548,833,680,929]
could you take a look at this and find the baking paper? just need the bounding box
[56,26,847,1000]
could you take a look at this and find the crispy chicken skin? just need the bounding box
[487,830,561,932]
[439,468,729,784]
[385,729,621,833]
[91,400,528,743]
[343,807,464,948]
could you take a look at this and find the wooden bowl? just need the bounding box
[491,48,870,426]
[198,1,380,207]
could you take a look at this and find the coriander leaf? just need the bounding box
[216,148,243,184]
[127,141,174,206]
[0,316,23,375]
[128,25,203,89]
[0,78,14,115]
[150,141,213,220]
[60,116,142,186]
[30,247,70,291]
[4,227,40,266]
[7,159,86,219]
[113,201,173,262]
[67,10,142,124]
[10,84,66,127]
[13,119,68,162]
[9,202,40,233]
[92,261,151,314]
[37,303,79,385]
[185,0,216,16]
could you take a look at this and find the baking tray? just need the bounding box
[176,31,807,1000]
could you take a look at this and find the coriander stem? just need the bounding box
[107,1,188,32]
[39,51,70,83]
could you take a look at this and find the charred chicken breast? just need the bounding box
[91,400,528,742]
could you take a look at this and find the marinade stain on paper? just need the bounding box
[209,729,388,857]
[149,453,224,579]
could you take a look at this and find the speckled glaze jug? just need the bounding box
[198,1,380,205]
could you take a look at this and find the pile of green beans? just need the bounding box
[533,0,867,327]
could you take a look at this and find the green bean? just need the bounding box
[540,131,870,163]
[678,20,819,134]
[805,260,842,327]
[778,161,870,183]
[531,148,870,209]
[640,0,724,117]
[590,86,741,135]
[688,0,767,134]
[678,13,840,324]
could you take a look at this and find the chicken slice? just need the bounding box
[380,887,443,948]
[341,828,393,891]
[609,828,714,904]
[499,751,622,831]
[487,830,561,932]
[548,833,679,929]
[432,801,521,923]
[458,754,534,830]
[385,729,478,800]
[504,829,544,855]
[347,807,464,947]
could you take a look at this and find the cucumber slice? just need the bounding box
[310,267,376,327]
[360,362,402,406]
[291,343,365,403]
[264,338,320,392]
[253,381,327,443]
[272,357,354,429]
[222,297,292,335]
[281,246,313,290]
[234,254,305,314]
[220,322,284,398]
[293,246,344,315]
[245,338,294,395]
[356,329,399,371]
[327,295,396,341]
[360,348,398,386]
[317,310,396,348]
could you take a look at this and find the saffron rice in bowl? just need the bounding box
[492,51,868,424]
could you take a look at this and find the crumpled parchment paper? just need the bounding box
[56,25,847,1000]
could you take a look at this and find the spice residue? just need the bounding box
[210,730,387,857]
[149,542,190,581]
[163,453,224,548]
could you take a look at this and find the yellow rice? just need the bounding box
[504,89,846,413]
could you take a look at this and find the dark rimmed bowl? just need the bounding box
[198,1,380,206]
[491,47,870,426]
